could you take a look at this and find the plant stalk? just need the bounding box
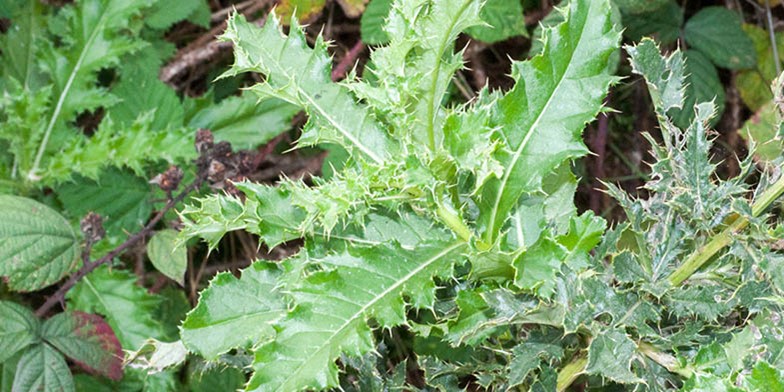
[35,178,203,317]
[668,171,784,286]
[556,355,587,392]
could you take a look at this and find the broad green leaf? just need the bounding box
[360,0,392,45]
[0,195,79,292]
[683,7,756,70]
[221,13,396,164]
[247,241,466,392]
[585,329,642,384]
[188,364,245,392]
[613,0,669,14]
[12,344,74,392]
[147,230,187,286]
[747,361,784,391]
[0,301,40,363]
[514,237,563,297]
[67,266,164,350]
[741,101,784,163]
[621,1,682,45]
[0,352,21,392]
[145,0,206,30]
[111,57,184,131]
[0,0,46,90]
[476,0,620,243]
[55,168,153,241]
[181,262,286,360]
[187,95,299,150]
[735,24,784,111]
[466,0,527,43]
[669,50,724,128]
[682,374,742,392]
[41,311,123,380]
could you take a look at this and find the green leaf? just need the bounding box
[585,329,642,384]
[12,344,74,392]
[187,95,299,150]
[25,0,155,181]
[0,301,40,363]
[476,0,620,243]
[180,185,305,250]
[683,374,743,392]
[514,237,563,297]
[613,0,669,14]
[55,168,153,241]
[466,0,527,43]
[741,101,784,163]
[508,330,564,386]
[0,0,47,90]
[46,114,194,183]
[683,7,756,70]
[41,311,124,381]
[181,262,286,360]
[747,361,784,392]
[0,351,21,392]
[147,230,187,286]
[621,1,682,45]
[247,241,466,392]
[0,195,79,292]
[125,339,188,373]
[221,13,396,164]
[735,24,784,111]
[626,38,686,116]
[67,265,164,350]
[360,0,392,45]
[111,59,184,130]
[145,0,205,30]
[668,285,731,322]
[187,364,245,392]
[669,50,724,128]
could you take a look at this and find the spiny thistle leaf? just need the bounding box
[247,241,466,392]
[20,0,154,181]
[476,0,621,243]
[220,13,396,164]
[181,262,286,360]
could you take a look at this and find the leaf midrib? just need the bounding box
[485,5,591,243]
[248,23,385,164]
[29,5,110,180]
[423,0,475,149]
[274,242,465,392]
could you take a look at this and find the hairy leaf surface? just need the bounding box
[0,195,79,292]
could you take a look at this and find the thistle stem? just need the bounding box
[668,171,784,286]
[556,355,587,392]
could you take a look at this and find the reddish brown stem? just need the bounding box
[35,179,204,317]
[331,40,366,82]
